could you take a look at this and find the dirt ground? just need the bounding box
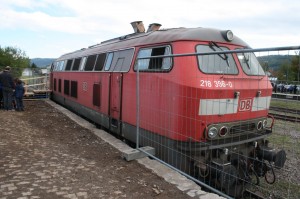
[0,100,193,199]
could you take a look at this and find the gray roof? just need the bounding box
[57,27,250,60]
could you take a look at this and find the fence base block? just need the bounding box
[122,146,155,161]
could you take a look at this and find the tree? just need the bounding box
[277,53,300,82]
[290,52,300,81]
[0,46,30,77]
[31,63,38,68]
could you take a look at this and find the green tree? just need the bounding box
[277,53,300,82]
[290,52,300,81]
[31,63,38,68]
[278,61,289,81]
[0,46,30,77]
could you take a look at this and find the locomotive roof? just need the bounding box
[57,27,250,60]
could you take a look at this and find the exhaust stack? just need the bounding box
[130,21,145,33]
[147,23,162,32]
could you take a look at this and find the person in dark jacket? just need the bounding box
[0,66,15,110]
[0,70,3,109]
[15,79,25,111]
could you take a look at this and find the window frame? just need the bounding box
[104,52,113,71]
[236,51,266,76]
[196,44,239,75]
[72,57,82,71]
[134,45,173,72]
[79,57,87,71]
[94,53,107,71]
[84,54,97,71]
[107,48,135,72]
[65,59,74,71]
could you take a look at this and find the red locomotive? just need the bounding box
[50,21,286,197]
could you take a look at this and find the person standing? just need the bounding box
[0,66,15,111]
[15,79,25,111]
[0,70,3,109]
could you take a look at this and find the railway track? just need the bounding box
[269,107,300,115]
[269,107,300,122]
[270,113,299,122]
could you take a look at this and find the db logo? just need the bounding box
[239,99,252,111]
[82,82,88,91]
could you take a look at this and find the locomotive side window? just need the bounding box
[71,81,78,98]
[54,62,59,71]
[237,52,265,76]
[64,80,70,95]
[93,83,101,107]
[65,59,73,71]
[58,61,65,71]
[58,79,62,93]
[53,78,57,91]
[72,58,81,71]
[79,57,87,71]
[85,55,97,71]
[104,53,113,71]
[109,49,134,72]
[135,46,172,71]
[94,53,106,71]
[196,45,238,74]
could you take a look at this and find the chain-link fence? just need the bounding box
[135,46,300,198]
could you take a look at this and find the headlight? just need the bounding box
[219,126,228,137]
[263,120,267,128]
[221,30,234,41]
[208,127,218,138]
[257,121,263,131]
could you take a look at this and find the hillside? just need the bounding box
[30,58,55,68]
[257,55,296,71]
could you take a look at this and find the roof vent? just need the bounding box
[130,21,145,33]
[147,23,162,32]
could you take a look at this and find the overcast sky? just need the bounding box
[0,0,299,58]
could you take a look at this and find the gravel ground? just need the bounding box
[0,100,195,199]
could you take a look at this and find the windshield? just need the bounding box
[196,44,238,74]
[237,52,265,76]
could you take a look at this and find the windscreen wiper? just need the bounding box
[241,53,251,69]
[209,41,230,67]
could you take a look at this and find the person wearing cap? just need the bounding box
[0,66,15,110]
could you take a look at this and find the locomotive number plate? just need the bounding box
[200,80,233,88]
[239,99,252,111]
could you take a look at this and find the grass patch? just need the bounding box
[271,99,300,110]
[258,180,300,199]
[268,133,300,155]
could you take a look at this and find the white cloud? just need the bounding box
[0,0,299,57]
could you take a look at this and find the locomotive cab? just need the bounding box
[189,35,286,197]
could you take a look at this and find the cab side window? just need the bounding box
[135,46,172,71]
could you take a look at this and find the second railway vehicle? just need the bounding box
[50,21,286,198]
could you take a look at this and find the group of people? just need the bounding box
[0,66,25,111]
[272,82,299,94]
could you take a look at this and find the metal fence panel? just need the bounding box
[135,46,300,198]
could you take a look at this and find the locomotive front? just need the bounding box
[185,31,287,197]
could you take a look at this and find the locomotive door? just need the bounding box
[109,73,123,135]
